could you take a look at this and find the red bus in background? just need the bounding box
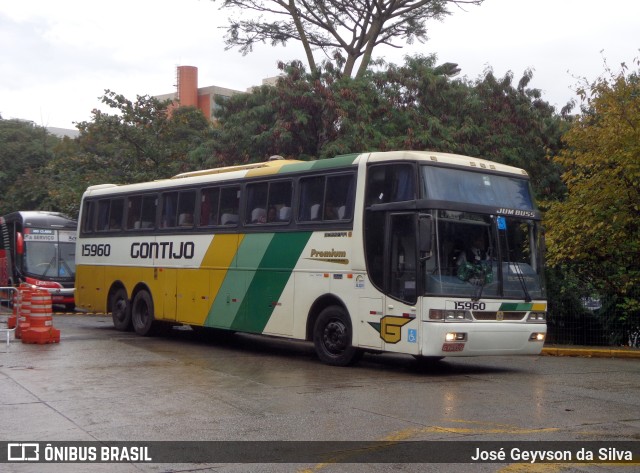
[1,211,77,311]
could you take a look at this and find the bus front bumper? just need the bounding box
[45,287,75,305]
[421,322,546,357]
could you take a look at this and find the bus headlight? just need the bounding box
[527,312,547,323]
[529,333,545,342]
[446,332,467,341]
[429,309,472,321]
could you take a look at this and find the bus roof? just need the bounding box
[2,211,77,228]
[82,150,528,197]
[365,150,529,176]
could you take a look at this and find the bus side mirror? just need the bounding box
[16,232,24,255]
[419,216,432,258]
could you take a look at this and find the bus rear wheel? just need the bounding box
[313,306,361,366]
[110,287,131,331]
[131,290,155,336]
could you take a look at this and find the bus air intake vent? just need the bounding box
[473,311,526,321]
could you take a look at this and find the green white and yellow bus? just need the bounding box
[75,151,546,365]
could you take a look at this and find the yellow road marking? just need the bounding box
[297,420,560,473]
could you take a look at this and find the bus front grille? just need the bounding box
[472,311,526,321]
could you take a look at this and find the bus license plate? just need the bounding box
[442,343,465,352]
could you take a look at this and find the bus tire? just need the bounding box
[110,287,131,331]
[131,290,155,336]
[313,306,362,366]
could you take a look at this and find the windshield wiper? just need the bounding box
[498,217,532,303]
[471,274,487,302]
[510,261,532,302]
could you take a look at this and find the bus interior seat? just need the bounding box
[337,205,346,220]
[178,213,193,226]
[134,221,154,229]
[310,204,321,220]
[221,213,238,225]
[279,206,291,221]
[251,208,266,223]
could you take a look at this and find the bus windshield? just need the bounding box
[23,230,76,279]
[424,211,544,300]
[422,166,534,210]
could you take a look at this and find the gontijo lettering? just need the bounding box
[131,241,195,259]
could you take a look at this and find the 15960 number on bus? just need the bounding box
[453,301,486,311]
[81,243,111,257]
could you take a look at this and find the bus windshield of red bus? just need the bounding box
[23,229,76,279]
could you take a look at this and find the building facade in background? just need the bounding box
[155,66,278,122]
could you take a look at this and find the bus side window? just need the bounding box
[219,186,240,226]
[140,195,157,229]
[246,182,268,224]
[82,201,95,233]
[109,199,124,230]
[97,200,109,231]
[162,191,195,228]
[366,164,415,205]
[97,199,124,231]
[200,188,220,227]
[267,181,292,223]
[161,192,178,228]
[177,191,196,227]
[298,176,324,222]
[325,174,354,221]
[126,196,143,230]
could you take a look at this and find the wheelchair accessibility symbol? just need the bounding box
[408,329,417,343]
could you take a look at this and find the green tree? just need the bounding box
[545,59,640,318]
[211,55,565,200]
[74,90,215,183]
[0,118,61,214]
[37,90,216,218]
[42,139,112,217]
[214,0,482,78]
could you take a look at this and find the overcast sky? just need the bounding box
[1,0,638,130]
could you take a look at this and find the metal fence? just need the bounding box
[545,266,640,348]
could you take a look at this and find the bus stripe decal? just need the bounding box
[231,232,312,333]
[204,233,273,329]
[273,154,359,174]
[498,302,546,311]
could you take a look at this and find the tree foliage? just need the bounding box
[214,0,482,78]
[545,59,640,316]
[0,92,216,218]
[74,90,215,183]
[211,55,566,200]
[0,118,61,214]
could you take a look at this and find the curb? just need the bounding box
[542,347,640,359]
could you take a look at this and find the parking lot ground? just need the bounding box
[1,314,639,473]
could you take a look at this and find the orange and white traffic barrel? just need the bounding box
[15,287,32,339]
[21,289,60,344]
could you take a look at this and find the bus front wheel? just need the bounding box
[110,287,131,331]
[131,290,155,336]
[313,306,362,366]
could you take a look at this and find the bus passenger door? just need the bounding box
[382,213,420,354]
